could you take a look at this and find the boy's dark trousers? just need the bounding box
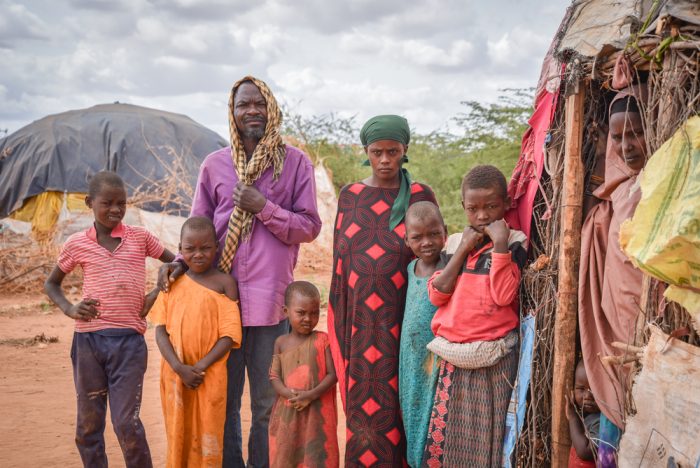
[71,330,152,468]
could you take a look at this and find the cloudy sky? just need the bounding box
[1,0,570,140]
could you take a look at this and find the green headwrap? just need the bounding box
[360,115,410,146]
[360,115,412,231]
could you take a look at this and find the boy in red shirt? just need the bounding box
[45,171,175,467]
[423,165,527,467]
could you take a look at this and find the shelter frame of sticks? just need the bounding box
[514,9,700,468]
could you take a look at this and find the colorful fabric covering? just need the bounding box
[597,412,621,467]
[328,181,436,466]
[428,229,527,344]
[505,79,561,242]
[399,259,440,468]
[149,274,242,467]
[268,331,339,468]
[423,347,519,467]
[57,222,165,334]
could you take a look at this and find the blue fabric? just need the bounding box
[598,412,622,467]
[71,331,151,468]
[398,259,439,468]
[502,314,535,467]
[223,319,289,468]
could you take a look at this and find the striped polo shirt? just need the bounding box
[57,223,165,334]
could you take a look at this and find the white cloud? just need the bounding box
[400,39,475,68]
[136,17,168,42]
[0,0,570,137]
[154,55,193,70]
[249,25,287,61]
[487,27,551,70]
[171,28,210,55]
[0,1,49,47]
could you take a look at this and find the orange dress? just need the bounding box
[150,275,242,468]
[269,331,339,468]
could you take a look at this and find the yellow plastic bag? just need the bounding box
[620,116,700,323]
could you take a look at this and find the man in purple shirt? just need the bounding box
[159,76,321,468]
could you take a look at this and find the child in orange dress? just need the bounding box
[149,216,242,467]
[268,281,339,468]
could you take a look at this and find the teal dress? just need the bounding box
[399,259,440,468]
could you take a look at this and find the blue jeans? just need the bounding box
[223,320,288,468]
[71,330,152,468]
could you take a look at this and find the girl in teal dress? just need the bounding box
[398,201,447,467]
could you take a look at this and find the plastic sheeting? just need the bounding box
[502,314,536,468]
[0,103,227,218]
[556,0,656,58]
[556,0,700,59]
[620,116,700,325]
[618,326,700,467]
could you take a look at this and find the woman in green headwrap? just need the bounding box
[327,115,437,466]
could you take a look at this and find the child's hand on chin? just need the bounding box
[460,226,483,252]
[484,219,510,252]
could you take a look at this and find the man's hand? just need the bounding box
[157,262,185,293]
[177,364,204,389]
[484,219,510,253]
[233,182,266,214]
[65,298,100,321]
[458,226,484,253]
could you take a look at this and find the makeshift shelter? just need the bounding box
[505,1,700,466]
[0,102,228,237]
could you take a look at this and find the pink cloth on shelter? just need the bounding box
[505,86,559,240]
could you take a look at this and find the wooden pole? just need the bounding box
[551,81,585,468]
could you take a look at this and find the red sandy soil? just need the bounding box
[0,254,343,467]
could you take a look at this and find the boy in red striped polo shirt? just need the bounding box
[45,171,175,468]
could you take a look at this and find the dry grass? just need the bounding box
[0,333,59,347]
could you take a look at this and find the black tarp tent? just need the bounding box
[0,102,227,218]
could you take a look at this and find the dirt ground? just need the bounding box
[0,250,343,467]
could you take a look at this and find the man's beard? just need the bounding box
[241,126,265,140]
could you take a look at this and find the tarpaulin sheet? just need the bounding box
[502,314,536,468]
[0,103,227,218]
[556,0,656,58]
